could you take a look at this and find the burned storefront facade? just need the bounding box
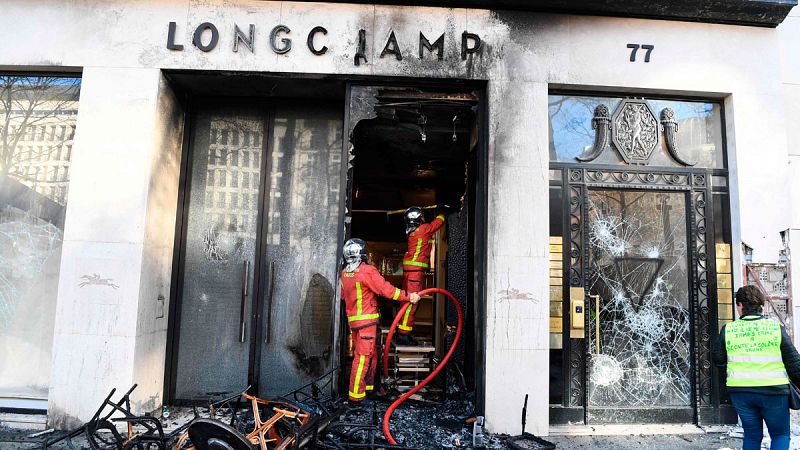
[1,0,799,439]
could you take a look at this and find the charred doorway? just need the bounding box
[165,75,347,404]
[343,85,483,400]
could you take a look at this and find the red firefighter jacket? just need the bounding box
[403,214,445,272]
[341,263,409,330]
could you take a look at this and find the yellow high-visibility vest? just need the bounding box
[725,316,789,387]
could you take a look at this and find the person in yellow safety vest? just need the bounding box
[713,285,800,450]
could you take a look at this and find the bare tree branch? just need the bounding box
[0,76,79,196]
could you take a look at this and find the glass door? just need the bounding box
[172,100,344,402]
[585,189,693,423]
[548,94,727,424]
[173,105,266,400]
[256,103,343,397]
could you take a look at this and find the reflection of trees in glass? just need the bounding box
[0,77,80,206]
[0,76,79,400]
[549,96,619,162]
[651,100,720,168]
[549,95,723,168]
[269,114,341,251]
[260,109,342,388]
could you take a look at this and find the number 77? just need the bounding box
[627,44,654,62]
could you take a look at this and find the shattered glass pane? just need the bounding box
[0,76,79,403]
[258,103,342,397]
[586,190,691,408]
[175,106,264,400]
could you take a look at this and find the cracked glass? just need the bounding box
[174,101,343,401]
[257,103,342,397]
[586,190,691,408]
[0,76,80,406]
[175,105,264,400]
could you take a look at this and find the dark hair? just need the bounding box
[735,285,765,316]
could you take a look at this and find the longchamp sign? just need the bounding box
[166,22,483,66]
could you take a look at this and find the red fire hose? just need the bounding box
[381,288,463,444]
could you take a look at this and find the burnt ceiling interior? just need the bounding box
[166,71,347,99]
[351,91,477,241]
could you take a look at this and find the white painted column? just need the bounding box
[482,80,551,436]
[787,130,800,345]
[47,67,184,429]
[778,7,800,343]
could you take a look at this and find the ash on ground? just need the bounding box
[327,397,507,449]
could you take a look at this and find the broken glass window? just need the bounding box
[0,75,80,405]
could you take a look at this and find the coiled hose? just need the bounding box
[381,288,463,444]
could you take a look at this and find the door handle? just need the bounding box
[265,260,276,344]
[239,260,249,343]
[589,294,601,354]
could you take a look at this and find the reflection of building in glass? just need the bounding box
[3,83,79,207]
[0,77,80,402]
[202,118,263,238]
[674,115,716,165]
[198,114,342,258]
[266,116,342,246]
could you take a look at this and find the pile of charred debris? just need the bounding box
[9,367,551,450]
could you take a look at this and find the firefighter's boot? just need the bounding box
[394,333,418,347]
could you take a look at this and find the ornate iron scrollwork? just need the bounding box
[568,183,585,407]
[661,107,696,166]
[561,166,714,418]
[576,105,611,162]
[692,188,713,418]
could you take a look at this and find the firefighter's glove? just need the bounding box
[409,293,421,305]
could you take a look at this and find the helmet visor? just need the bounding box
[343,239,366,272]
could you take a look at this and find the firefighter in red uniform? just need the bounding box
[341,238,420,402]
[396,207,446,344]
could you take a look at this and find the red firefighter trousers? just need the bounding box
[348,324,379,401]
[399,271,425,334]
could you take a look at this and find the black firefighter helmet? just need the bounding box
[404,207,425,235]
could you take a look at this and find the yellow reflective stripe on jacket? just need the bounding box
[435,214,445,221]
[349,355,367,399]
[392,288,401,300]
[356,282,363,315]
[412,238,423,262]
[347,313,380,322]
[402,260,429,268]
